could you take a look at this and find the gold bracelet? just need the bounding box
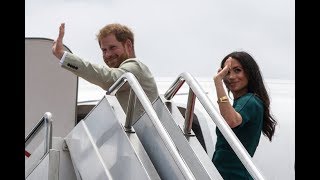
[217,96,228,103]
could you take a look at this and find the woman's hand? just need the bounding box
[213,57,232,82]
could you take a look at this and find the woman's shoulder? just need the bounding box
[238,93,261,102]
[235,93,263,111]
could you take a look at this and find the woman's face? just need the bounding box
[223,58,248,99]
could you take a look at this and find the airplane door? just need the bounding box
[25,38,78,152]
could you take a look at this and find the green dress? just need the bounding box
[212,93,264,180]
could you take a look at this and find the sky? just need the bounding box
[25,0,295,81]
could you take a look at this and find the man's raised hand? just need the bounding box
[52,23,65,60]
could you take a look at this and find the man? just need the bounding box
[52,23,159,121]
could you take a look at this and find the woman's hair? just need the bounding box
[221,51,277,141]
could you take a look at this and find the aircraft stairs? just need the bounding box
[25,72,265,180]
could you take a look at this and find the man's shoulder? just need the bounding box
[119,58,154,77]
[122,58,141,64]
[120,58,148,68]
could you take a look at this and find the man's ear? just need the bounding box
[124,39,133,56]
[125,39,134,56]
[125,39,133,49]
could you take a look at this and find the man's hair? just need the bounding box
[96,23,134,48]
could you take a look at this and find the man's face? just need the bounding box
[100,34,129,68]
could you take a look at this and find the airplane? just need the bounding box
[25,38,295,180]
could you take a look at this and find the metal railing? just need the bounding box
[106,72,196,180]
[164,72,265,180]
[25,112,53,157]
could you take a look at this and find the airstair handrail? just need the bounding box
[164,72,265,180]
[25,112,53,156]
[106,72,196,180]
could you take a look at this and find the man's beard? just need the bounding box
[106,53,129,68]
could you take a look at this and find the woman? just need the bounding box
[212,51,277,179]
